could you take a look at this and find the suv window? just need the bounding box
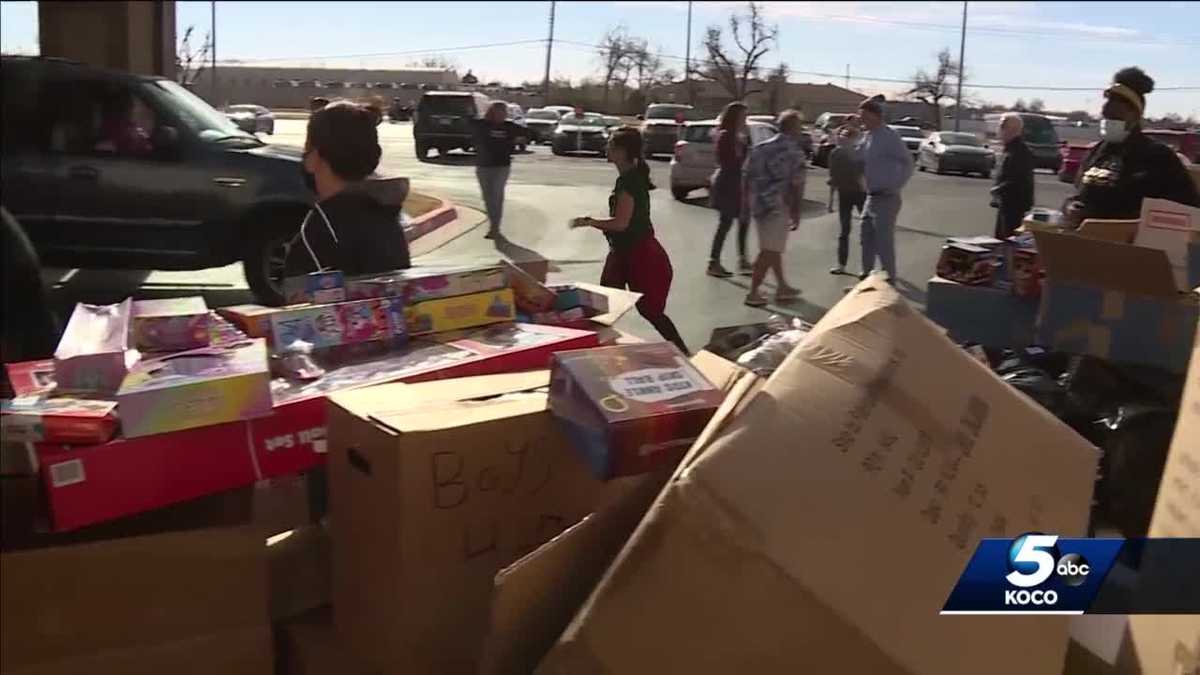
[42,78,161,158]
[682,124,715,143]
[150,80,253,142]
[646,104,695,121]
[421,95,477,116]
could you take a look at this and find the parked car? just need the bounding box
[387,98,413,122]
[1011,113,1061,171]
[1,56,314,305]
[551,113,609,156]
[889,125,926,156]
[524,108,561,144]
[224,104,274,135]
[412,90,490,159]
[1144,129,1200,164]
[602,115,623,130]
[640,103,696,157]
[506,102,526,126]
[543,105,577,118]
[812,111,855,166]
[916,131,995,177]
[1058,142,1094,183]
[669,119,775,201]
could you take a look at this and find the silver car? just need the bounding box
[224,104,274,135]
[669,120,775,201]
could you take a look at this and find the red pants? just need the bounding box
[600,235,673,319]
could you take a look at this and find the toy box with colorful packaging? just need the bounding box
[53,299,140,395]
[548,342,725,479]
[405,288,516,335]
[270,297,407,351]
[284,271,347,305]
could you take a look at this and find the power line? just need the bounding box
[554,39,1200,92]
[223,39,547,64]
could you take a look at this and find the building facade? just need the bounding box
[189,65,460,109]
[650,79,866,119]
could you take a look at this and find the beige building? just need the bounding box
[189,65,460,109]
[651,79,866,119]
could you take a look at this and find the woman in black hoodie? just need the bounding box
[285,102,411,279]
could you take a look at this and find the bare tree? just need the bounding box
[176,25,211,88]
[907,48,961,130]
[1028,98,1045,113]
[766,62,789,114]
[408,55,458,70]
[697,2,778,101]
[597,26,639,108]
[1013,98,1028,112]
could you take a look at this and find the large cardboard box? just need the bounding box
[0,526,271,674]
[539,278,1099,675]
[1065,319,1200,675]
[278,608,375,675]
[480,351,751,675]
[1133,198,1200,290]
[267,522,331,621]
[326,371,642,674]
[1034,231,1199,373]
[925,276,1039,348]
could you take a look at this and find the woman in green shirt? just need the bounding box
[572,127,689,354]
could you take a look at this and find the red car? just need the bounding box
[1143,129,1200,164]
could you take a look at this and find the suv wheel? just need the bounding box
[671,187,690,201]
[243,228,295,306]
[416,141,430,160]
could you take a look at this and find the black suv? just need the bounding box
[1,57,313,304]
[412,90,490,160]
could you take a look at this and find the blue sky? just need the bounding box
[3,1,1197,116]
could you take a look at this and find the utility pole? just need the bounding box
[210,0,218,104]
[542,1,555,105]
[845,64,850,90]
[685,1,693,105]
[954,1,967,132]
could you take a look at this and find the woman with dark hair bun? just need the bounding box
[1063,66,1198,224]
[571,127,689,354]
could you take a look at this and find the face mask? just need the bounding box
[1100,118,1128,143]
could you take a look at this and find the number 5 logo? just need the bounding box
[1006,534,1058,588]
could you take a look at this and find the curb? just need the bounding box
[403,199,459,243]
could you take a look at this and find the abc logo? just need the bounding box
[1003,534,1091,606]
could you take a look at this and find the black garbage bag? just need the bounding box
[1091,404,1177,539]
[1000,366,1067,416]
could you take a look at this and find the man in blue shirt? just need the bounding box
[743,110,808,307]
[855,97,913,283]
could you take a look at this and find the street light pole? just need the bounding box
[954,1,967,132]
[542,1,555,105]
[685,1,693,104]
[210,0,218,104]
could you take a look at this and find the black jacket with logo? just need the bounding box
[993,137,1035,216]
[284,177,411,278]
[1067,129,1199,221]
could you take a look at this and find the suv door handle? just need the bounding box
[68,166,99,181]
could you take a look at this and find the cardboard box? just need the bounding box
[278,608,374,675]
[1034,231,1199,373]
[348,264,507,303]
[539,278,1099,675]
[925,276,1039,348]
[218,303,283,339]
[935,242,995,286]
[4,360,56,397]
[283,270,346,305]
[1,395,118,445]
[1064,318,1200,674]
[1076,218,1140,244]
[0,441,37,477]
[548,343,726,479]
[251,472,316,537]
[0,526,271,674]
[405,287,516,335]
[1134,198,1200,290]
[37,420,260,531]
[131,296,211,352]
[117,338,273,438]
[267,523,331,621]
[326,371,641,674]
[53,299,139,394]
[481,352,752,675]
[270,297,407,351]
[502,259,556,312]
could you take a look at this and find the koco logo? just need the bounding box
[1003,534,1091,606]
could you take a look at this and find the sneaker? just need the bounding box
[484,229,498,240]
[707,262,733,278]
[744,293,768,308]
[829,264,845,275]
[738,258,753,275]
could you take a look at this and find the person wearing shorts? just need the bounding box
[743,110,808,307]
[572,127,689,354]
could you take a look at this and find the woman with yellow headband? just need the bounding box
[1063,67,1198,225]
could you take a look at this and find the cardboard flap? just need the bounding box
[572,283,641,327]
[371,393,548,433]
[330,370,550,421]
[1034,231,1180,296]
[1076,219,1139,244]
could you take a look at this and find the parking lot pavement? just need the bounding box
[46,118,1075,351]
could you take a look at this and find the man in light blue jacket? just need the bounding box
[855,97,913,283]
